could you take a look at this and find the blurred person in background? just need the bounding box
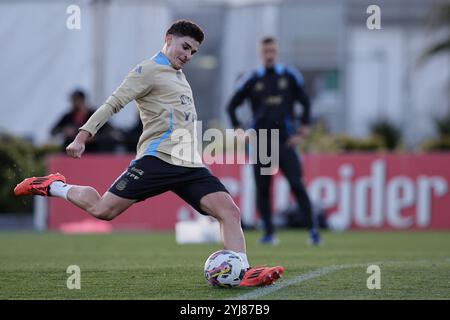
[226,36,321,246]
[51,89,120,153]
[122,112,143,153]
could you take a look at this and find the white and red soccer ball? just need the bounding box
[204,250,246,288]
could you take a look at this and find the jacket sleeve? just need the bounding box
[287,67,311,126]
[226,72,254,128]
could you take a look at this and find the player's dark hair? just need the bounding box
[166,20,205,44]
[71,89,85,100]
[261,36,277,45]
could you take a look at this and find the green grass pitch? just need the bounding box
[0,230,449,299]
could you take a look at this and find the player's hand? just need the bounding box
[286,134,304,147]
[66,141,85,158]
[286,126,310,147]
[66,130,90,158]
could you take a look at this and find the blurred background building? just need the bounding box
[1,0,449,148]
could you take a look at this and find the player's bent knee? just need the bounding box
[92,205,120,221]
[96,211,115,221]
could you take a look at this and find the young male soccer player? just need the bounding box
[14,20,284,287]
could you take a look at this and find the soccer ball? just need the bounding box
[204,250,246,288]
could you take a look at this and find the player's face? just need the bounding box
[165,35,199,70]
[72,96,85,111]
[260,42,279,68]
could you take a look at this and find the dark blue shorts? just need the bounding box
[108,156,229,215]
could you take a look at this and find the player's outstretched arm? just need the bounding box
[66,130,90,158]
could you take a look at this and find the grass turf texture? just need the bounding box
[0,230,449,299]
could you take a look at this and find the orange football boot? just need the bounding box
[14,173,66,197]
[239,265,285,287]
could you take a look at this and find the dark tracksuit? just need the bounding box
[227,64,314,236]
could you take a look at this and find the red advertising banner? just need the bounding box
[48,153,450,231]
[302,154,450,230]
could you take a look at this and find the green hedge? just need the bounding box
[420,113,450,151]
[300,122,387,153]
[420,136,450,151]
[0,134,59,213]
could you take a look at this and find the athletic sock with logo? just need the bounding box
[49,181,72,200]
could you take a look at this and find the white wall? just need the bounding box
[0,0,170,144]
[346,26,450,146]
[0,1,93,144]
[103,2,170,130]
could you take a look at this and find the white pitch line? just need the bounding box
[228,259,446,300]
[230,263,370,300]
[229,263,356,300]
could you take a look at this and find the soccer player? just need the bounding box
[14,20,284,287]
[226,36,321,246]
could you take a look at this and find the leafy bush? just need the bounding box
[0,134,59,213]
[300,122,342,153]
[336,134,384,152]
[421,136,450,151]
[300,122,385,153]
[420,113,450,151]
[370,119,402,151]
[434,113,450,137]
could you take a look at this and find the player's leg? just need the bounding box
[14,172,136,220]
[173,173,248,264]
[66,187,136,220]
[199,191,246,253]
[279,148,313,228]
[253,163,277,244]
[200,191,284,286]
[172,171,245,253]
[173,167,284,286]
[279,146,320,244]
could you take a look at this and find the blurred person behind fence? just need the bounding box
[51,89,119,152]
[226,36,321,246]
